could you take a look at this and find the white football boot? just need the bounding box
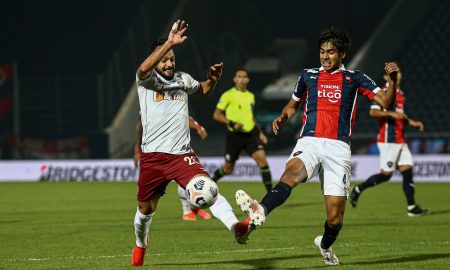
[314,235,340,266]
[235,190,266,227]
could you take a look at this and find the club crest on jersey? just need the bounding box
[387,161,394,168]
[318,84,342,103]
[345,75,352,82]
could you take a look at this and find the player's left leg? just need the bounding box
[314,195,345,266]
[397,144,429,216]
[251,149,272,192]
[313,138,350,265]
[177,184,212,221]
[174,153,248,243]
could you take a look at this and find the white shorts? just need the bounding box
[377,143,413,172]
[287,137,351,198]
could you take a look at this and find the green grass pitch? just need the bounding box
[0,181,449,269]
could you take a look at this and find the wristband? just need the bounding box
[193,121,204,130]
[134,148,141,155]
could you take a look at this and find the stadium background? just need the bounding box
[1,1,450,269]
[0,0,449,174]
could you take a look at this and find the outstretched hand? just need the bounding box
[272,115,287,135]
[168,19,188,46]
[208,63,223,82]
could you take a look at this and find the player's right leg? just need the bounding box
[236,138,317,233]
[236,158,309,229]
[131,194,162,266]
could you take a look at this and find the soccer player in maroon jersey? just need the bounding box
[235,26,399,265]
[130,20,250,267]
[350,63,429,216]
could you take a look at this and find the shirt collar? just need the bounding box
[319,64,346,74]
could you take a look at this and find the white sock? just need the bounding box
[209,194,238,232]
[178,185,193,214]
[134,208,153,248]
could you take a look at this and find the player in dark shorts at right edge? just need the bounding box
[350,62,429,216]
[234,26,399,266]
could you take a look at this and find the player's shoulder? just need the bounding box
[303,68,320,75]
[175,71,193,79]
[298,68,319,80]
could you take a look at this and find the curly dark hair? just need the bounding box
[149,38,167,54]
[318,26,351,54]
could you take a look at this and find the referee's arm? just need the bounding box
[213,108,242,130]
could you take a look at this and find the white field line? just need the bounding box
[3,246,296,263]
[3,241,449,263]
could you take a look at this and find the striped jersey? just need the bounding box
[136,70,200,154]
[293,65,381,144]
[371,85,406,143]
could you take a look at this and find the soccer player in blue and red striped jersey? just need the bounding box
[235,26,400,266]
[350,63,429,216]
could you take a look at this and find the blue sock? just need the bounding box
[260,182,292,215]
[402,169,415,206]
[358,173,391,192]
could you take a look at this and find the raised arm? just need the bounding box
[372,62,400,109]
[272,98,302,135]
[198,63,223,96]
[137,20,188,79]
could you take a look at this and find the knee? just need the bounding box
[326,216,343,228]
[138,203,154,215]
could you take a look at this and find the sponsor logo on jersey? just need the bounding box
[293,151,303,157]
[318,84,342,103]
[153,90,187,102]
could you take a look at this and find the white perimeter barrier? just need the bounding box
[0,155,450,182]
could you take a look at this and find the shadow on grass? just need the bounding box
[349,253,450,265]
[153,254,321,269]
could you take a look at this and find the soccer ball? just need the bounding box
[185,175,219,209]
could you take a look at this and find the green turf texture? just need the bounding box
[0,181,449,269]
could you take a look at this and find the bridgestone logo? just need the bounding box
[39,165,138,181]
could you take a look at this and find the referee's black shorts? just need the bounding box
[224,128,264,162]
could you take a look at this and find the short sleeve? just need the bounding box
[183,73,201,95]
[216,92,229,110]
[136,69,157,88]
[357,71,381,100]
[292,70,307,101]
